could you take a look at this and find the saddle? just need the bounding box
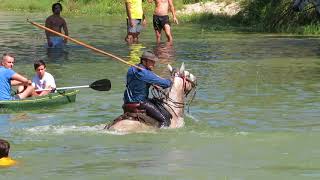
[105,103,160,129]
[105,112,159,129]
[122,103,146,113]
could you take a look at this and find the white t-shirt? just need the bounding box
[32,72,56,90]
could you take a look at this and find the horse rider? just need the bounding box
[123,51,172,127]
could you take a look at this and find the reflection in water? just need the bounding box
[9,113,30,122]
[152,43,176,76]
[46,47,69,61]
[126,43,176,66]
[127,43,145,65]
[153,42,176,64]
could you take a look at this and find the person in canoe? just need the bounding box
[121,51,172,127]
[31,60,56,96]
[0,139,17,167]
[0,53,34,101]
[45,2,69,48]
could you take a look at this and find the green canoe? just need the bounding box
[0,89,79,110]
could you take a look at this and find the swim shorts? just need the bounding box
[127,19,143,34]
[48,36,64,48]
[153,15,170,31]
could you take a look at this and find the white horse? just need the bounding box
[105,63,197,133]
[293,0,320,14]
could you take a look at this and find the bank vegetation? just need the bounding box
[0,0,319,34]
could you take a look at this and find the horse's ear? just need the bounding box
[179,62,185,74]
[167,64,173,73]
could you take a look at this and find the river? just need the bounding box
[0,12,320,180]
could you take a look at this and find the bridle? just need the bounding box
[181,75,197,112]
[183,75,197,97]
[151,73,197,115]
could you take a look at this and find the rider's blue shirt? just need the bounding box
[124,64,172,103]
[0,66,16,100]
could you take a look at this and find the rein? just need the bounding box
[151,74,197,115]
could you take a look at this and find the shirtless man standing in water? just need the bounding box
[148,0,178,44]
[45,2,69,48]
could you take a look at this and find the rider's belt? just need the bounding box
[122,103,146,113]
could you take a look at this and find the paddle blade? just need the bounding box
[89,79,111,91]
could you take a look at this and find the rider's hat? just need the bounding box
[141,51,159,62]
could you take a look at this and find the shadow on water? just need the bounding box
[152,42,176,64]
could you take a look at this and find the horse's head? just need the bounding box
[167,63,197,98]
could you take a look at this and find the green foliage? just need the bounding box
[180,0,320,34]
[180,12,256,32]
[0,0,127,16]
[182,0,212,4]
[235,0,320,32]
[0,0,55,11]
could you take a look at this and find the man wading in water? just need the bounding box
[148,0,179,44]
[45,2,69,48]
[125,0,146,44]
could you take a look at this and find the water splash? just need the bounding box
[23,124,128,135]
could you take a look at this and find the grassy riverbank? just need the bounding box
[0,0,319,34]
[0,0,124,15]
[0,0,186,15]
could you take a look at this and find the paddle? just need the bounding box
[36,79,111,92]
[27,20,143,70]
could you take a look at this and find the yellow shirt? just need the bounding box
[126,0,143,19]
[0,157,17,167]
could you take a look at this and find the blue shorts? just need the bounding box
[127,19,143,34]
[47,36,64,48]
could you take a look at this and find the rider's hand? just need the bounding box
[153,85,161,90]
